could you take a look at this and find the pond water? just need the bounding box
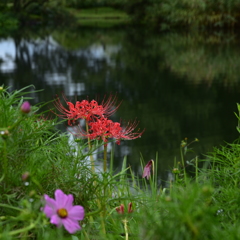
[1,27,240,183]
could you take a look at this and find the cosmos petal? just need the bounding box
[64,194,74,210]
[43,205,55,218]
[43,194,57,217]
[68,205,85,221]
[62,218,81,234]
[50,214,62,227]
[55,189,71,208]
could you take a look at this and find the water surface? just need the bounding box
[1,27,240,182]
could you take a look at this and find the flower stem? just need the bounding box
[0,203,22,211]
[0,216,41,238]
[122,219,129,240]
[2,139,8,185]
[7,117,23,131]
[86,121,95,173]
[180,146,187,183]
[195,156,198,183]
[83,230,91,240]
[103,143,108,172]
[97,199,106,235]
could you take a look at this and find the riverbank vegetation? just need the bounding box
[2,0,240,32]
[123,0,240,29]
[1,85,240,239]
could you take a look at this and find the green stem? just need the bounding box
[103,143,108,172]
[180,147,187,183]
[152,159,155,185]
[2,139,8,184]
[195,156,198,183]
[0,203,22,212]
[32,177,44,194]
[175,173,179,183]
[0,216,41,238]
[83,230,91,240]
[150,160,156,197]
[185,216,198,239]
[123,219,129,240]
[85,204,104,217]
[96,199,106,235]
[7,117,23,131]
[86,121,95,173]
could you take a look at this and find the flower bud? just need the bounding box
[128,202,133,213]
[202,185,213,196]
[116,204,124,214]
[21,101,31,114]
[172,168,180,174]
[165,196,172,202]
[22,172,30,181]
[142,160,154,180]
[29,190,36,197]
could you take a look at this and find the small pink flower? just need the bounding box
[43,189,85,234]
[142,160,154,180]
[21,101,31,113]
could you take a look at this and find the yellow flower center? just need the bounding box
[57,208,68,218]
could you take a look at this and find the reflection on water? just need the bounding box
[1,28,240,183]
[157,32,240,87]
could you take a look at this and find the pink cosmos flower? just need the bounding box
[43,189,85,234]
[142,160,154,180]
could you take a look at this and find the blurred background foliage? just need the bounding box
[2,0,240,32]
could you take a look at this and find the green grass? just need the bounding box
[68,7,129,18]
[2,85,240,239]
[66,7,130,27]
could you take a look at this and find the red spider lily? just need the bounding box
[74,100,104,121]
[53,96,78,125]
[142,160,154,180]
[53,94,121,126]
[80,117,144,144]
[87,117,115,142]
[114,119,145,145]
[99,94,121,118]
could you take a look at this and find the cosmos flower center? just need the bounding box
[57,208,68,218]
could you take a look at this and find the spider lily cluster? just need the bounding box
[54,94,144,144]
[54,94,145,172]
